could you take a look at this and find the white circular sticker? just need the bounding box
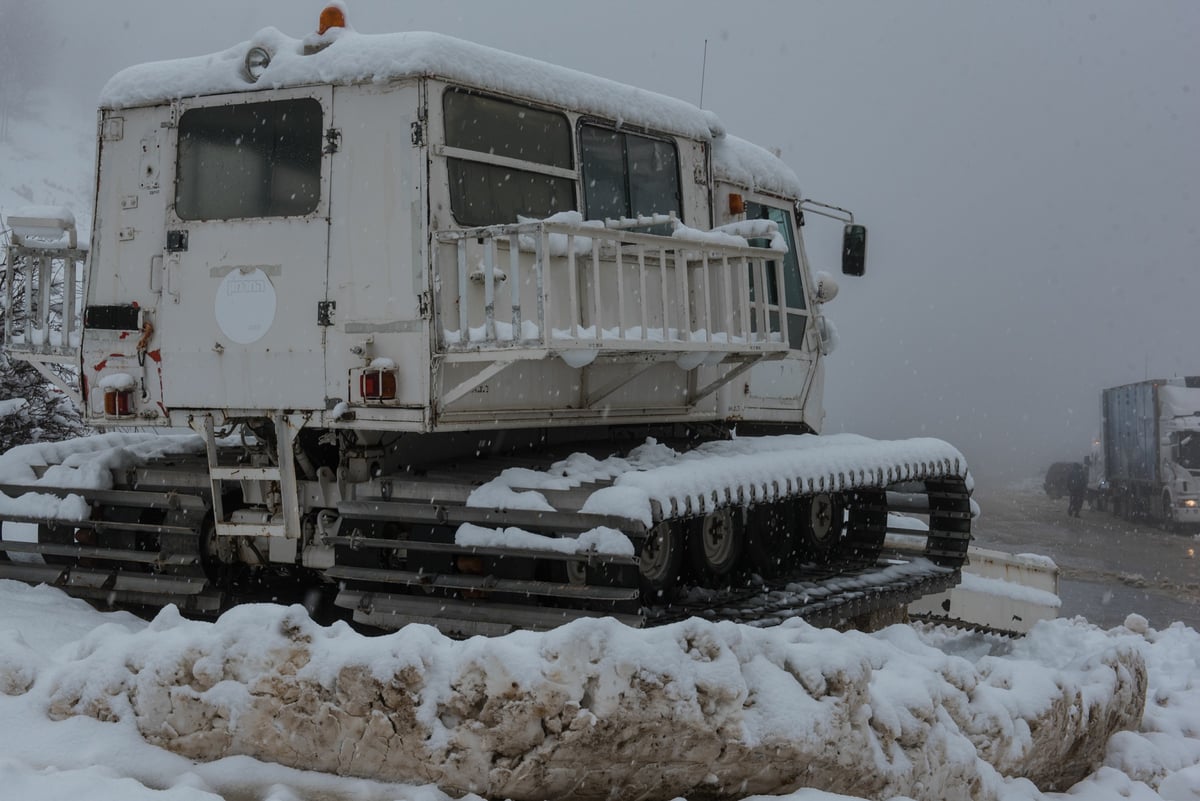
[214,267,277,345]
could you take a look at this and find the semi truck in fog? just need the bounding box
[1091,378,1200,529]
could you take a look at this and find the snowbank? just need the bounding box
[29,596,1145,801]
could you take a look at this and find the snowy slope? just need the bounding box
[0,94,94,241]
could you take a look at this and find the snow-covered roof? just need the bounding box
[99,26,801,200]
[100,27,723,141]
[712,134,803,199]
[1160,384,1200,420]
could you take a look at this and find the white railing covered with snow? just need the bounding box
[2,210,86,364]
[434,216,792,360]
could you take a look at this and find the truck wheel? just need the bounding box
[1161,492,1177,533]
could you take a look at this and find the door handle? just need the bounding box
[165,252,181,304]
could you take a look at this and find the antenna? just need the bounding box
[699,39,709,108]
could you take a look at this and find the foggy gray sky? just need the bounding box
[38,1,1200,485]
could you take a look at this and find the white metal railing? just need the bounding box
[2,219,86,363]
[434,216,791,357]
[2,209,85,366]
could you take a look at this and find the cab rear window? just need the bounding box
[176,98,322,221]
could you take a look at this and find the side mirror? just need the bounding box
[842,224,867,276]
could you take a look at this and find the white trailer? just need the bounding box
[1098,378,1200,529]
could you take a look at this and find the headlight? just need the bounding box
[1184,499,1198,508]
[245,47,271,81]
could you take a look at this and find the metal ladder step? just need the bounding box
[0,540,197,565]
[196,412,301,541]
[325,534,639,565]
[326,564,639,602]
[334,589,643,636]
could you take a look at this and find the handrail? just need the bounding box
[434,219,790,357]
[2,242,87,359]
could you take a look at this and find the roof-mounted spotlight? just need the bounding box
[245,46,271,82]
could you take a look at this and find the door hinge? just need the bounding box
[324,128,342,154]
[418,291,431,319]
[162,102,182,130]
[411,120,424,147]
[318,301,336,327]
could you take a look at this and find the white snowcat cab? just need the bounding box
[0,6,970,636]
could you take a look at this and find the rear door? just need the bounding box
[159,87,332,411]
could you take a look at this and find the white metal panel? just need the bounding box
[82,105,174,425]
[323,81,429,414]
[156,87,333,412]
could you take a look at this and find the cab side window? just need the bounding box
[443,90,575,226]
[580,124,680,228]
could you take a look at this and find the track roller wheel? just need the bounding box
[745,502,797,577]
[687,509,742,581]
[801,493,843,563]
[564,560,588,585]
[639,521,683,603]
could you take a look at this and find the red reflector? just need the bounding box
[360,369,397,400]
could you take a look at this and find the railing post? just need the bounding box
[615,242,626,340]
[738,256,752,343]
[23,252,34,344]
[456,240,469,339]
[676,248,691,341]
[567,235,580,337]
[37,254,51,350]
[658,246,670,339]
[590,239,601,343]
[701,253,713,344]
[637,247,648,341]
[63,255,77,351]
[721,254,734,344]
[3,248,13,344]
[483,237,497,342]
[509,233,521,340]
[538,227,550,347]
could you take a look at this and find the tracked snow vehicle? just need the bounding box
[0,7,971,635]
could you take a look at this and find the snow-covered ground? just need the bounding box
[0,435,1195,800]
[0,578,1197,801]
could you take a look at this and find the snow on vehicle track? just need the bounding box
[1,431,971,634]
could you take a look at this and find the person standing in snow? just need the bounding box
[1067,462,1086,517]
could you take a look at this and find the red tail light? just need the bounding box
[103,388,134,417]
[360,369,397,400]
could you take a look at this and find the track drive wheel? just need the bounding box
[639,522,683,603]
